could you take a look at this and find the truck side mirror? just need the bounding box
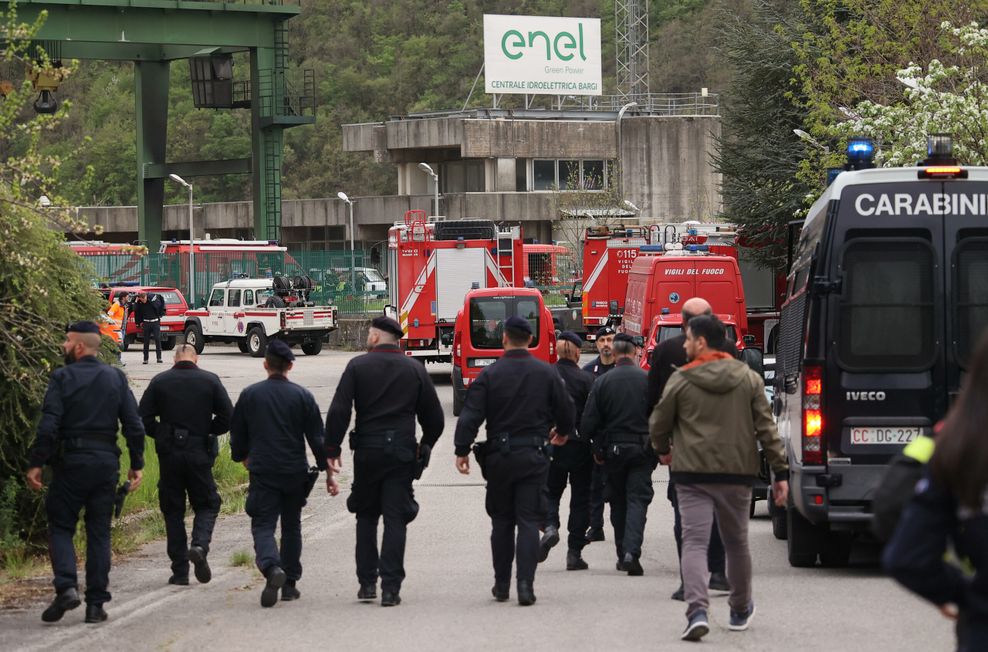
[383,305,397,320]
[740,347,764,377]
[742,334,756,346]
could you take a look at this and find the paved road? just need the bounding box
[0,346,954,651]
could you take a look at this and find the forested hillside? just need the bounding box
[36,0,727,208]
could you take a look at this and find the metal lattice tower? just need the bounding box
[615,0,650,102]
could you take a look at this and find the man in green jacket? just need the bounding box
[649,315,789,642]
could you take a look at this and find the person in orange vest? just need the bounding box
[99,296,126,366]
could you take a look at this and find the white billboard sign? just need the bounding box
[483,14,602,96]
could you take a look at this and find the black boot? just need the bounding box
[281,581,301,601]
[585,526,605,542]
[168,574,190,586]
[491,581,510,602]
[41,588,81,623]
[380,589,401,607]
[566,549,589,571]
[517,580,536,606]
[85,604,108,624]
[709,571,731,593]
[261,566,286,608]
[623,552,644,576]
[189,546,212,584]
[538,526,560,563]
[358,583,377,602]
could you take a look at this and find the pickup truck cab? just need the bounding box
[183,278,337,357]
[451,287,557,415]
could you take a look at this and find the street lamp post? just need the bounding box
[168,174,195,307]
[417,162,439,218]
[337,191,356,290]
[616,101,639,200]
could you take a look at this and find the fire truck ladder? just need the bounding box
[496,230,516,286]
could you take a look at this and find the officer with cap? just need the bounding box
[454,315,575,606]
[138,343,234,586]
[581,332,657,576]
[325,316,444,607]
[25,321,145,624]
[539,330,595,570]
[584,324,617,542]
[231,339,337,608]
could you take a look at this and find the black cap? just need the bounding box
[266,339,295,362]
[504,316,533,336]
[558,331,582,348]
[66,320,100,334]
[371,316,404,338]
[613,332,637,345]
[597,325,617,337]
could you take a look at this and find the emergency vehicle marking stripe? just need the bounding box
[584,249,609,293]
[485,251,508,287]
[399,252,436,334]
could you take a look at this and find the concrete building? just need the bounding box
[66,103,721,258]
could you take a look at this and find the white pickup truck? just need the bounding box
[183,278,338,357]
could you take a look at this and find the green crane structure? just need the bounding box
[3,0,315,248]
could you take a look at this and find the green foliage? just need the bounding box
[713,1,811,270]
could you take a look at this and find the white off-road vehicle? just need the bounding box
[183,277,337,357]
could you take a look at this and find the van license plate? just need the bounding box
[850,427,923,445]
[469,358,497,367]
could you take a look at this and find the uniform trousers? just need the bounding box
[589,464,607,532]
[46,451,119,605]
[158,446,221,577]
[347,450,419,592]
[246,472,307,582]
[545,442,592,551]
[603,445,657,560]
[142,321,162,362]
[483,447,550,584]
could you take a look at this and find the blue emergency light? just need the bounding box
[685,244,709,252]
[661,308,670,315]
[846,137,875,163]
[640,245,664,252]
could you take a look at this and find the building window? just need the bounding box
[516,159,527,192]
[583,160,605,190]
[533,160,556,190]
[528,159,609,191]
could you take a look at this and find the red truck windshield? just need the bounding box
[468,296,542,349]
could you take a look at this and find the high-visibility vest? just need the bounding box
[106,302,126,344]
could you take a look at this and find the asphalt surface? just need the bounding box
[0,346,955,651]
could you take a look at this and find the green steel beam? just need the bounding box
[42,43,247,61]
[135,61,169,250]
[144,159,251,179]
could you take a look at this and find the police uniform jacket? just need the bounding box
[582,356,614,378]
[454,349,576,456]
[555,359,593,442]
[29,356,145,469]
[883,473,987,626]
[581,359,649,450]
[132,296,164,324]
[230,375,328,474]
[138,361,233,439]
[325,343,444,457]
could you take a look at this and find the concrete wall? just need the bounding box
[460,119,617,159]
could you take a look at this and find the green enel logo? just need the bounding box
[500,23,588,62]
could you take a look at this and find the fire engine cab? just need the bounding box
[384,211,526,363]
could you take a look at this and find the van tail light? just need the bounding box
[802,364,824,465]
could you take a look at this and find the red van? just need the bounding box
[100,284,190,351]
[451,287,557,416]
[621,249,748,352]
[638,312,742,371]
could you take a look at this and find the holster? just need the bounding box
[207,434,219,459]
[351,430,415,463]
[414,443,431,480]
[471,441,489,479]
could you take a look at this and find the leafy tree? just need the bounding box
[713,1,811,270]
[0,6,106,553]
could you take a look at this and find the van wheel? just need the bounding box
[451,367,464,416]
[247,327,268,357]
[819,532,853,568]
[301,340,323,355]
[237,340,250,353]
[184,324,205,354]
[787,504,821,567]
[770,494,788,540]
[161,337,176,351]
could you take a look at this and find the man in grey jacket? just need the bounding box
[649,315,789,642]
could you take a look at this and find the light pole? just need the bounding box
[793,129,830,153]
[616,101,639,200]
[337,191,356,290]
[169,174,195,307]
[418,162,439,218]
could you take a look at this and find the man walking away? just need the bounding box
[139,343,234,586]
[646,297,729,600]
[650,315,789,642]
[25,321,144,624]
[231,340,338,607]
[583,325,616,542]
[581,332,656,576]
[133,290,165,364]
[454,316,575,606]
[325,316,444,607]
[540,331,595,570]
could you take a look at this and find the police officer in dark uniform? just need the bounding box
[25,321,145,624]
[581,332,657,576]
[646,298,728,599]
[454,316,575,606]
[539,331,595,571]
[138,343,234,586]
[230,340,337,608]
[325,316,444,607]
[132,290,165,365]
[584,325,616,542]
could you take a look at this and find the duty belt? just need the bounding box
[488,433,546,454]
[61,431,118,453]
[143,318,160,323]
[350,431,416,451]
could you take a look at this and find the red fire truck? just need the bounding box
[580,222,783,351]
[384,211,526,363]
